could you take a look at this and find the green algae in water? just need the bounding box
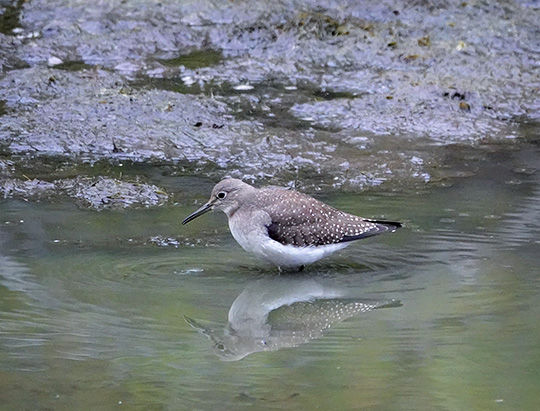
[53,60,96,72]
[158,50,222,69]
[0,0,24,35]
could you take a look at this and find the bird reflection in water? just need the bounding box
[185,277,400,361]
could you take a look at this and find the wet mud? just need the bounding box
[1,0,539,205]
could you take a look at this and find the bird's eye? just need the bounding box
[216,191,227,199]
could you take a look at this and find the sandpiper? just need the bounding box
[182,178,401,270]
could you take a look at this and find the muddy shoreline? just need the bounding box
[1,0,539,206]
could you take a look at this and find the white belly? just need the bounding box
[228,212,349,268]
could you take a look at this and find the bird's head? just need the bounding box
[182,178,254,224]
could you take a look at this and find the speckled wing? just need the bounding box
[258,188,401,247]
[271,300,380,332]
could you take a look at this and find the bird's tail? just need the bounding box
[367,219,402,233]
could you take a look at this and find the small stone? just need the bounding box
[48,56,64,66]
[233,84,254,91]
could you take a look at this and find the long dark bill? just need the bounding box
[182,202,213,225]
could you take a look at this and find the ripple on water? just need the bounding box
[109,255,207,279]
[0,258,208,368]
[422,186,540,263]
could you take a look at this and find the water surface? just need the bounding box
[1,143,540,410]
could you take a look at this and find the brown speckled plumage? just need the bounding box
[256,188,399,247]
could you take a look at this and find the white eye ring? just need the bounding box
[216,191,227,199]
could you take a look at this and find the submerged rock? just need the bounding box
[58,176,169,210]
[0,178,56,199]
[0,175,168,209]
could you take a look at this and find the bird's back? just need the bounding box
[254,187,400,247]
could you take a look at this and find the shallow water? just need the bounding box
[1,143,540,410]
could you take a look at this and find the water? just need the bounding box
[1,144,540,410]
